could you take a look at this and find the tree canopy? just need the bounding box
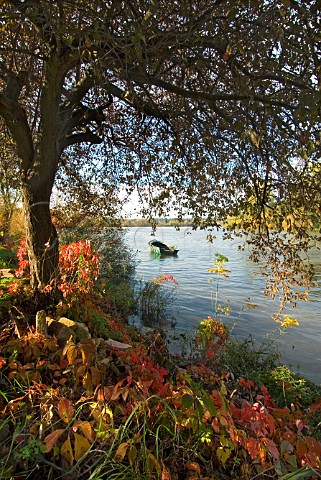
[0,0,320,303]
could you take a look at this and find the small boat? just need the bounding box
[148,240,179,256]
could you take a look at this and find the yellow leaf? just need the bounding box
[66,345,78,365]
[74,421,95,443]
[114,442,129,462]
[79,340,95,364]
[226,44,232,55]
[282,218,288,231]
[90,403,113,427]
[246,303,257,309]
[280,315,299,329]
[61,436,74,465]
[83,372,93,393]
[74,433,91,461]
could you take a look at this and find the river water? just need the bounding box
[125,227,321,383]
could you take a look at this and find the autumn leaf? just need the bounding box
[128,444,137,466]
[44,429,65,452]
[248,128,261,147]
[74,432,91,461]
[61,436,74,465]
[114,442,129,462]
[161,463,172,480]
[57,397,75,423]
[79,340,95,364]
[90,403,113,427]
[66,344,78,365]
[262,438,280,460]
[147,452,161,476]
[73,421,95,443]
[121,387,130,402]
[296,438,308,458]
[222,44,233,61]
[246,437,260,460]
[90,366,101,386]
[280,315,299,329]
[187,462,201,475]
[83,372,93,392]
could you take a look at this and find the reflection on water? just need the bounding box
[126,227,321,383]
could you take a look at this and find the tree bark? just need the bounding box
[0,207,12,244]
[21,179,59,293]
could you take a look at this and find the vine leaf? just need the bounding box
[43,429,65,452]
[57,397,75,423]
[61,435,74,465]
[74,432,91,461]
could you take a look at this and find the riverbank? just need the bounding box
[1,240,321,479]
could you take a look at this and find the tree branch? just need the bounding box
[0,94,34,170]
[63,129,103,149]
[125,70,298,110]
[102,80,172,120]
[63,76,95,109]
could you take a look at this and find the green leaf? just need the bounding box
[195,399,204,419]
[216,446,231,464]
[182,394,194,409]
[128,444,137,466]
[203,397,217,417]
[278,466,317,479]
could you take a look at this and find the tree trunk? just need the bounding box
[0,207,12,244]
[0,185,16,244]
[21,180,59,294]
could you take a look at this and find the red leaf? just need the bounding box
[161,463,171,480]
[246,438,260,460]
[296,438,307,458]
[57,397,75,423]
[44,429,65,452]
[187,462,201,475]
[262,437,280,460]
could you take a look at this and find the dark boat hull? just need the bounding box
[149,240,179,256]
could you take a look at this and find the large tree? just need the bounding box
[0,0,320,300]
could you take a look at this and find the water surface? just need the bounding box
[125,227,321,382]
